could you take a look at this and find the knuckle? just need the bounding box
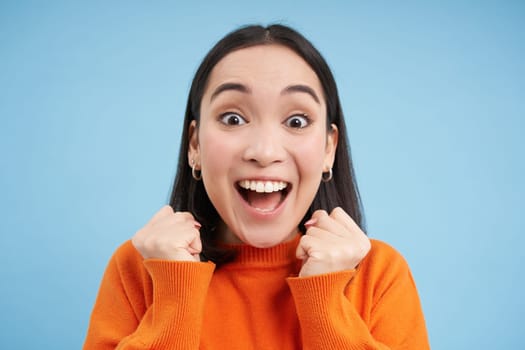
[173,211,194,221]
[312,209,328,219]
[330,206,344,216]
[299,234,316,248]
[157,205,173,216]
[161,204,173,212]
[299,234,310,244]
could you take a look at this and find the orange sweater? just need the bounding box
[83,235,429,349]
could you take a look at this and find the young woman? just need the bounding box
[83,24,430,349]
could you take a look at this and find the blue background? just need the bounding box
[1,1,523,348]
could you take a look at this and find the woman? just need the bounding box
[83,24,430,349]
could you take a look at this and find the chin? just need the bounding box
[238,226,296,248]
[246,239,281,249]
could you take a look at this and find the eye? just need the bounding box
[284,114,310,129]
[219,112,247,126]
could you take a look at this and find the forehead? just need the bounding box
[204,44,324,98]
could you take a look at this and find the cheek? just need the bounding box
[293,133,328,175]
[199,129,238,178]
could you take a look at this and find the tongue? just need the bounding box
[246,191,282,211]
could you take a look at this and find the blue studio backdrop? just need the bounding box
[1,1,523,349]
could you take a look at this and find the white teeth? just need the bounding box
[238,180,288,193]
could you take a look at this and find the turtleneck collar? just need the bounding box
[221,233,302,268]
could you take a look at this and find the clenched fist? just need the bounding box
[296,207,371,277]
[132,205,202,262]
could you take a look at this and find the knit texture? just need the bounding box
[83,235,429,349]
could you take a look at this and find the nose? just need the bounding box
[242,126,286,167]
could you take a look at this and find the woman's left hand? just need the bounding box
[296,207,371,277]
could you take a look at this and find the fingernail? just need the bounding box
[194,221,202,229]
[304,218,317,228]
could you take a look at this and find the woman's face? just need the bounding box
[189,44,338,247]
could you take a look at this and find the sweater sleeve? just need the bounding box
[83,242,215,350]
[286,240,429,350]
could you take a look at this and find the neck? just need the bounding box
[222,233,302,267]
[216,220,299,247]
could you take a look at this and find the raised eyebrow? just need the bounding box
[281,84,320,104]
[210,82,251,102]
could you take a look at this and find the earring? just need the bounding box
[321,168,333,182]
[191,159,202,181]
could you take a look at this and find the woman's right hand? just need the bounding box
[131,205,202,262]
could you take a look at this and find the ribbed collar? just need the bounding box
[223,233,302,268]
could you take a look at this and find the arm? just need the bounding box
[287,243,429,349]
[83,242,215,350]
[293,208,429,349]
[84,206,214,349]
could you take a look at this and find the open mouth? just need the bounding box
[236,180,290,213]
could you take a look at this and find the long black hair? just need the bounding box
[169,24,365,265]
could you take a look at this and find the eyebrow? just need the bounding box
[281,84,320,104]
[210,83,251,102]
[209,82,320,104]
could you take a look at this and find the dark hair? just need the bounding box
[169,24,365,265]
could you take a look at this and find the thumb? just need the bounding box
[296,234,317,261]
[296,241,308,261]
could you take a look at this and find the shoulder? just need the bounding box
[358,239,413,281]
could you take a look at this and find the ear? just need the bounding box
[324,123,338,170]
[187,120,200,167]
